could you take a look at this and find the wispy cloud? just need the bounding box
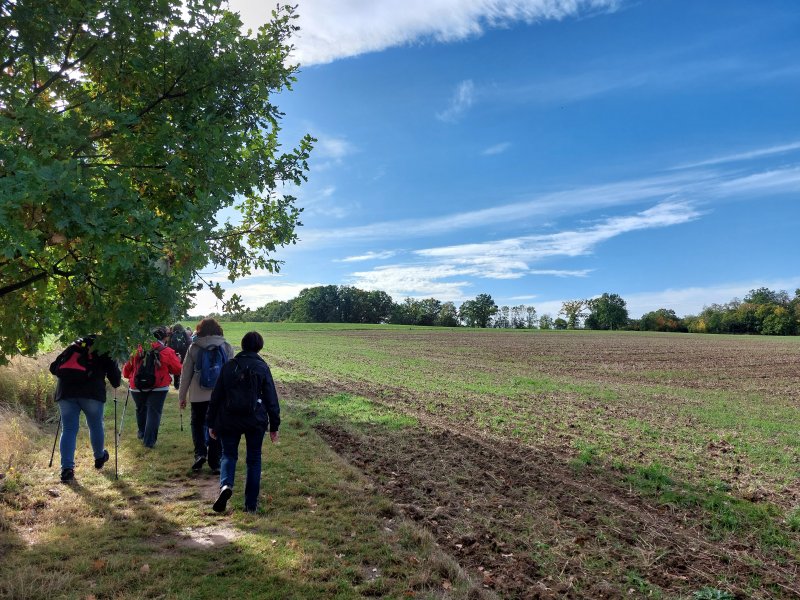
[482,142,512,155]
[298,162,800,247]
[338,250,398,263]
[673,141,800,170]
[348,202,699,300]
[229,0,619,66]
[314,134,356,162]
[437,80,476,122]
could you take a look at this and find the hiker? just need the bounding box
[167,322,192,389]
[178,318,233,473]
[207,331,280,514]
[122,326,182,448]
[49,335,122,482]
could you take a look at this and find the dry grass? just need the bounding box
[0,352,58,422]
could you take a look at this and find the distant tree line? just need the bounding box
[198,285,800,336]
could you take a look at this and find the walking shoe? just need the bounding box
[209,464,220,475]
[60,468,75,483]
[213,485,233,513]
[94,449,110,469]
[191,455,206,471]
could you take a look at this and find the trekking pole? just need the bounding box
[48,416,62,468]
[114,388,119,480]
[118,386,131,445]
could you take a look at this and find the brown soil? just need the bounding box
[276,365,800,600]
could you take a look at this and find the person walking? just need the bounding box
[167,322,192,389]
[178,318,233,472]
[122,326,182,448]
[49,335,122,483]
[207,331,280,513]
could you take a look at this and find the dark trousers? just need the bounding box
[190,401,220,468]
[131,390,167,448]
[219,428,266,511]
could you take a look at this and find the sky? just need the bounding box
[194,0,800,319]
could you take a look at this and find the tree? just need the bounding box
[560,300,586,329]
[585,293,629,330]
[0,1,312,360]
[639,308,685,332]
[538,314,553,330]
[525,306,537,329]
[553,317,568,330]
[435,301,459,327]
[459,293,498,328]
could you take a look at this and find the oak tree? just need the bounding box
[0,0,312,360]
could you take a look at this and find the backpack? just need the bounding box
[51,343,94,383]
[196,345,227,389]
[168,328,189,359]
[225,359,261,416]
[134,347,162,389]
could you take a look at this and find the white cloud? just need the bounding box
[299,162,800,247]
[482,142,512,155]
[300,170,706,246]
[350,264,473,301]
[338,250,398,262]
[437,80,476,122]
[348,202,699,300]
[624,277,800,318]
[673,141,800,170]
[529,269,593,277]
[314,134,356,162]
[190,280,325,315]
[229,0,619,66]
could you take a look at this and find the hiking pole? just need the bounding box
[117,386,131,445]
[114,388,119,480]
[48,416,61,468]
[180,406,184,431]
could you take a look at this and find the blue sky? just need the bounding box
[196,0,800,319]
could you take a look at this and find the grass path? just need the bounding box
[0,386,488,600]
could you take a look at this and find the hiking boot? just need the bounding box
[191,456,206,471]
[60,468,75,483]
[209,463,220,475]
[213,485,233,513]
[94,449,110,469]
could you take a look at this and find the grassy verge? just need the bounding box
[0,387,488,599]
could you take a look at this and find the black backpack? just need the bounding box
[168,328,189,360]
[51,342,94,383]
[225,359,261,416]
[134,347,162,389]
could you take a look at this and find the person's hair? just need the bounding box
[241,331,263,353]
[196,318,223,338]
[171,322,185,333]
[152,325,168,340]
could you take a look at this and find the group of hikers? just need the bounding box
[48,318,280,514]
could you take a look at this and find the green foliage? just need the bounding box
[559,299,586,329]
[585,293,629,330]
[0,0,312,360]
[459,293,498,327]
[639,308,687,332]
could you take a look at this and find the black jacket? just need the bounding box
[50,345,122,403]
[206,351,280,434]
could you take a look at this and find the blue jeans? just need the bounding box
[58,398,105,470]
[131,390,168,448]
[219,429,266,511]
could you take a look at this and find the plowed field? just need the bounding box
[262,327,800,599]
